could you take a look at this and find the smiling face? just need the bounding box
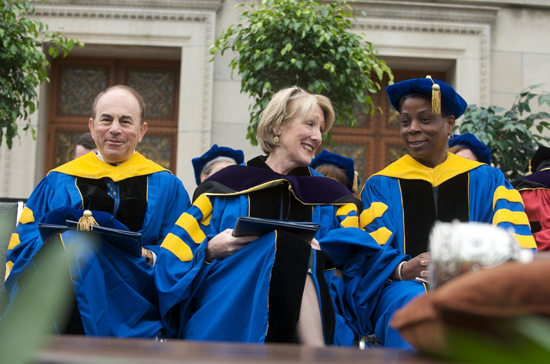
[266,103,325,174]
[400,96,455,168]
[88,88,147,164]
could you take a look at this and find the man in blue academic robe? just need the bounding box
[4,85,190,338]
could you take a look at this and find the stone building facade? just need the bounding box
[2,0,549,197]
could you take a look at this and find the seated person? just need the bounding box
[4,85,191,338]
[448,132,492,164]
[73,132,98,159]
[359,77,536,348]
[155,86,373,346]
[310,150,360,193]
[513,145,550,251]
[192,144,244,185]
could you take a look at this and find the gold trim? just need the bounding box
[492,209,529,226]
[341,216,358,228]
[51,152,167,182]
[399,181,406,255]
[514,234,537,249]
[75,178,84,209]
[4,261,13,282]
[19,207,34,224]
[373,153,482,187]
[161,233,193,262]
[8,233,20,250]
[194,194,213,226]
[336,204,357,217]
[360,202,388,229]
[369,227,393,246]
[492,186,524,210]
[175,213,206,244]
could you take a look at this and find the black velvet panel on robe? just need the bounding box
[399,172,470,258]
[76,176,148,232]
[217,156,334,344]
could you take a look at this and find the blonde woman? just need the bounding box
[155,87,367,346]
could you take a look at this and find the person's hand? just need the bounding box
[310,238,320,251]
[205,229,258,262]
[391,252,430,281]
[141,247,154,266]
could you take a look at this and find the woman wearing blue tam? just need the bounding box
[448,132,492,164]
[357,76,536,348]
[192,144,244,185]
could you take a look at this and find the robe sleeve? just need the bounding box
[519,189,550,251]
[360,176,402,249]
[487,169,536,250]
[143,174,191,256]
[155,193,220,338]
[5,175,57,292]
[319,183,407,338]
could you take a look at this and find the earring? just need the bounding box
[274,135,280,144]
[448,134,453,141]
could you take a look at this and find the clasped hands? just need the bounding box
[205,229,320,262]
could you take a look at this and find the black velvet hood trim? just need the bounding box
[193,156,362,211]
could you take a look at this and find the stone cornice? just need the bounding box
[350,1,499,24]
[34,4,215,23]
[352,17,491,105]
[42,0,223,11]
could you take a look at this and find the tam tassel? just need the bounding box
[352,171,359,193]
[526,159,532,175]
[77,210,99,231]
[426,75,441,115]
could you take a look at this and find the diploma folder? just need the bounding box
[38,221,142,257]
[232,216,320,242]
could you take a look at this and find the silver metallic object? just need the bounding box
[428,220,533,290]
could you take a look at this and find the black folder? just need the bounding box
[38,221,142,257]
[232,216,320,242]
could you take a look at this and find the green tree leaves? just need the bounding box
[210,0,392,145]
[0,0,83,149]
[457,85,550,182]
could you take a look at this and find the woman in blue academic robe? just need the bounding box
[358,77,536,347]
[155,87,376,346]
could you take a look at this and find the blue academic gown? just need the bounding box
[155,156,376,345]
[4,152,190,338]
[357,153,536,348]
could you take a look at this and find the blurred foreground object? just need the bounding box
[0,239,81,364]
[391,259,550,362]
[429,221,533,290]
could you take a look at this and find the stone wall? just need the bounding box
[2,0,549,197]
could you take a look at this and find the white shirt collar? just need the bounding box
[94,150,136,166]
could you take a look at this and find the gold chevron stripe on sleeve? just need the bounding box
[8,233,20,250]
[194,194,213,225]
[492,186,524,210]
[360,202,388,229]
[161,233,194,262]
[513,234,537,249]
[340,216,358,228]
[4,261,13,282]
[336,204,357,217]
[175,213,206,244]
[369,227,393,245]
[492,209,529,227]
[19,207,34,224]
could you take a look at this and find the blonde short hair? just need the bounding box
[257,87,335,155]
